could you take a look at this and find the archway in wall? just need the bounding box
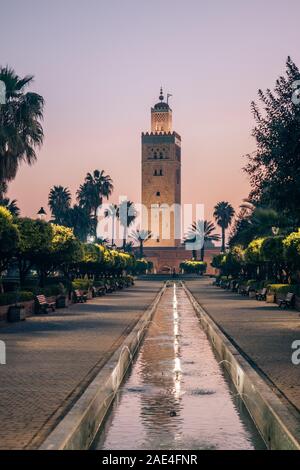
[159,265,172,274]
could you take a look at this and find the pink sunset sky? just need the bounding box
[1,0,300,229]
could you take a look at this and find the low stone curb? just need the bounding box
[183,283,300,451]
[39,283,167,450]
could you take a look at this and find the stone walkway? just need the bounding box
[186,278,300,412]
[0,281,162,450]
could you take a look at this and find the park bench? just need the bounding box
[256,288,267,301]
[232,282,240,292]
[96,285,106,296]
[240,286,252,296]
[92,286,106,297]
[278,292,295,309]
[73,289,88,303]
[105,283,114,293]
[35,294,56,314]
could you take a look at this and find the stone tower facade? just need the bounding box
[142,89,181,247]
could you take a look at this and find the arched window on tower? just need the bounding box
[154,170,157,176]
[159,169,163,176]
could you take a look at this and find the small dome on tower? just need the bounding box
[154,88,170,110]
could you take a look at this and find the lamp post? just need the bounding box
[37,207,47,220]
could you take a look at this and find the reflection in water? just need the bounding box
[93,284,265,450]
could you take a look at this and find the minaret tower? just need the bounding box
[141,88,181,247]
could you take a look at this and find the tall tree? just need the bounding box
[67,204,91,242]
[48,185,72,224]
[130,229,152,258]
[0,207,19,279]
[0,181,7,199]
[104,203,119,246]
[229,204,288,248]
[186,220,220,261]
[244,57,300,223]
[0,66,44,185]
[15,217,52,285]
[213,201,235,252]
[77,170,113,235]
[117,200,136,249]
[0,196,20,216]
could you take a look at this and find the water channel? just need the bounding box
[92,283,266,450]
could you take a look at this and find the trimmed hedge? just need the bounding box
[267,284,300,296]
[180,261,207,274]
[72,279,93,291]
[133,259,152,274]
[0,291,34,306]
[23,284,65,297]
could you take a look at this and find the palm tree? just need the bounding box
[213,201,235,252]
[130,229,152,258]
[0,66,44,185]
[0,197,20,216]
[0,181,8,199]
[185,220,220,261]
[104,203,119,246]
[77,170,113,218]
[229,206,284,248]
[124,241,134,253]
[77,170,113,237]
[250,207,280,235]
[117,200,137,249]
[96,236,108,245]
[68,204,91,242]
[48,185,72,224]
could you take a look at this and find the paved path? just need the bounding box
[186,278,300,412]
[0,281,162,450]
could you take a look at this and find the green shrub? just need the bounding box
[2,280,20,292]
[180,260,207,274]
[237,279,275,290]
[267,284,300,296]
[23,284,65,297]
[283,229,300,272]
[0,291,34,306]
[72,279,93,291]
[244,279,262,290]
[244,238,265,265]
[133,259,150,274]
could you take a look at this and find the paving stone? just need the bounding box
[0,281,161,450]
[186,279,300,412]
